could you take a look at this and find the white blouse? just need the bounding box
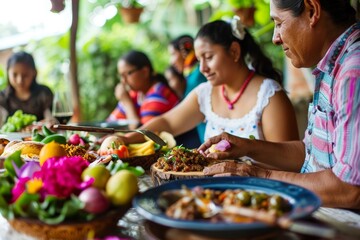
[196,79,282,141]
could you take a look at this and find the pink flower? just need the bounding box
[11,177,30,203]
[33,156,92,198]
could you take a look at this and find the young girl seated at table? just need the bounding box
[107,50,179,130]
[113,17,299,145]
[0,51,54,125]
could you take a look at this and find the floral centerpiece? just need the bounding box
[0,145,144,239]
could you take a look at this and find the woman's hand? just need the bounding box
[115,82,131,103]
[203,161,271,178]
[198,132,251,159]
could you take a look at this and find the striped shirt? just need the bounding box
[107,82,179,124]
[301,22,360,185]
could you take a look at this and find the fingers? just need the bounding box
[203,161,263,177]
[203,161,238,175]
[198,132,231,156]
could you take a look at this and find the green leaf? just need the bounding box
[4,151,24,178]
[12,192,39,217]
[38,195,86,225]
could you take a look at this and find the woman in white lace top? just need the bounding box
[117,17,299,145]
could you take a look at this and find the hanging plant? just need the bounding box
[50,0,65,13]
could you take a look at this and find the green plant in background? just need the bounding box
[116,0,144,8]
[0,66,6,90]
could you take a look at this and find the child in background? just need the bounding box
[0,51,54,125]
[165,65,186,99]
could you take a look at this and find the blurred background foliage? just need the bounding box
[1,0,282,122]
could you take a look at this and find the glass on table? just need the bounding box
[52,91,73,125]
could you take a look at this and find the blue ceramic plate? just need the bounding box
[133,177,321,238]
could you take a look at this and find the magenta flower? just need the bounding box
[33,156,93,198]
[11,177,30,203]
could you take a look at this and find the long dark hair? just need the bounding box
[195,20,282,84]
[6,51,38,90]
[272,0,356,27]
[120,50,169,86]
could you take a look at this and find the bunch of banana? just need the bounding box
[127,140,155,157]
[1,140,44,159]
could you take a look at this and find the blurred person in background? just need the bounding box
[164,65,186,99]
[0,51,54,125]
[168,35,207,146]
[107,50,179,130]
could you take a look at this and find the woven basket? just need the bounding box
[8,206,129,240]
[121,151,162,170]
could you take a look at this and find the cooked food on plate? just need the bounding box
[154,146,218,172]
[160,186,291,223]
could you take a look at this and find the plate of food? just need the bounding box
[150,146,222,186]
[133,177,321,238]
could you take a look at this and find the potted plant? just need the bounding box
[117,0,144,24]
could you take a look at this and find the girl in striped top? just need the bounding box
[107,50,179,129]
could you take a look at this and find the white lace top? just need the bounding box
[196,79,282,141]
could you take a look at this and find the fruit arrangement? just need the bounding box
[98,137,158,158]
[0,141,143,225]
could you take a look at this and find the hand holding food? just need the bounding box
[208,139,231,153]
[198,132,248,159]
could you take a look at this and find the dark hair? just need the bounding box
[120,50,169,86]
[6,51,38,89]
[195,20,282,84]
[166,65,185,82]
[272,0,356,26]
[169,35,194,59]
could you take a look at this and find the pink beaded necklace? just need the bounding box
[221,70,255,110]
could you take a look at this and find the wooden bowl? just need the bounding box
[8,206,129,240]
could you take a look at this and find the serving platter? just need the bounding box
[133,177,321,238]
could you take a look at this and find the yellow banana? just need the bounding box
[129,144,155,157]
[128,141,154,152]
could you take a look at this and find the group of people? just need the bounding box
[113,0,360,209]
[0,0,359,209]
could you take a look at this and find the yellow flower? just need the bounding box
[27,178,43,194]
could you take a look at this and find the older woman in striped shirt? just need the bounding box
[199,0,360,209]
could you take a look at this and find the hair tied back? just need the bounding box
[231,16,246,40]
